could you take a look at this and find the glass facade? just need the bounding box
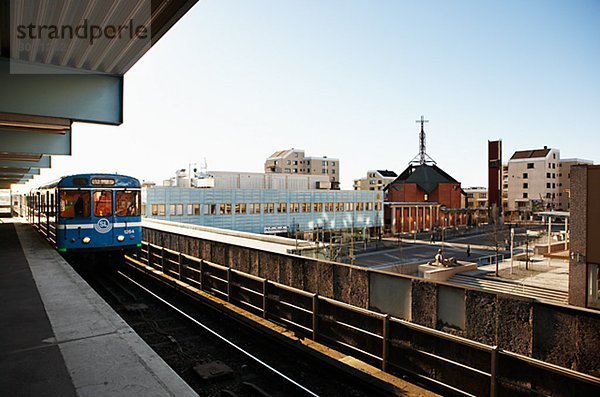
[144,187,383,234]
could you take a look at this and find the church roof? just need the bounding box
[386,163,459,194]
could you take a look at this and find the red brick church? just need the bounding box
[384,117,468,234]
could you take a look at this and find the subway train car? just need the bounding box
[28,174,142,253]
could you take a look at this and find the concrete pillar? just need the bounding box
[401,206,405,233]
[430,206,433,230]
[565,217,569,251]
[391,207,397,234]
[548,216,552,254]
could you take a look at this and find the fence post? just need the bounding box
[199,260,204,290]
[382,314,390,372]
[226,268,232,303]
[262,279,268,319]
[312,293,319,341]
[178,252,183,281]
[490,346,499,397]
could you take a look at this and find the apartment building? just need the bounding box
[464,187,488,210]
[506,146,560,215]
[353,170,397,191]
[558,158,594,211]
[265,149,339,186]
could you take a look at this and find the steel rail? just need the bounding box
[117,270,320,397]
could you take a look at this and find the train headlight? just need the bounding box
[117,235,125,242]
[82,237,91,244]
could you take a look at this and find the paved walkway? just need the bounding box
[0,220,198,397]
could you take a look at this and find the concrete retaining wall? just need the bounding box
[143,227,599,376]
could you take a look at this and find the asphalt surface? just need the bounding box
[354,224,567,269]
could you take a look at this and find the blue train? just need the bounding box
[27,173,142,253]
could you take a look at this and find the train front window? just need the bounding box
[94,190,113,217]
[115,190,141,217]
[60,191,91,218]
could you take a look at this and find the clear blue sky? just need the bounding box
[22,0,600,190]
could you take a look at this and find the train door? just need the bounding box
[92,189,115,247]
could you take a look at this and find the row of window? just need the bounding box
[281,168,336,174]
[274,160,336,167]
[522,192,556,199]
[151,201,381,217]
[31,190,141,219]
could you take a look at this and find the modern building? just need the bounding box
[558,158,593,211]
[569,164,600,310]
[265,149,340,186]
[502,164,509,213]
[164,169,332,191]
[464,186,488,224]
[353,170,397,191]
[145,187,383,235]
[506,146,560,217]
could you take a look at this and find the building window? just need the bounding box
[186,204,193,215]
[193,204,201,215]
[322,169,326,174]
[523,193,528,198]
[331,161,335,166]
[523,173,528,179]
[151,204,158,216]
[523,183,528,188]
[552,173,555,178]
[547,183,551,188]
[158,204,166,216]
[552,183,556,189]
[314,202,323,212]
[527,163,534,169]
[547,173,551,178]
[293,160,297,165]
[331,169,335,174]
[287,160,291,165]
[176,204,183,216]
[266,203,274,214]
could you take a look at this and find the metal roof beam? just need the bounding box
[0,155,51,168]
[0,167,40,176]
[0,127,71,155]
[0,58,123,125]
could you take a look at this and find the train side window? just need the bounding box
[94,190,113,217]
[60,191,91,218]
[115,190,141,216]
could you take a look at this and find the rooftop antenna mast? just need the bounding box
[410,115,437,165]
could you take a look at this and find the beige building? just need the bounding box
[464,187,488,210]
[353,170,397,191]
[506,147,560,215]
[265,149,339,187]
[558,158,593,211]
[502,164,509,212]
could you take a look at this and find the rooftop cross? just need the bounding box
[410,115,436,165]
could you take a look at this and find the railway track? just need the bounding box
[72,257,398,397]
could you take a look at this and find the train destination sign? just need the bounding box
[91,178,115,185]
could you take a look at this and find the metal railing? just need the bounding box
[129,242,600,397]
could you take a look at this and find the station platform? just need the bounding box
[0,220,198,397]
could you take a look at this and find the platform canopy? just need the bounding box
[0,0,199,189]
